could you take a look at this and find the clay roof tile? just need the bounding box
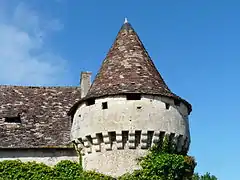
[84,21,191,112]
[69,20,192,115]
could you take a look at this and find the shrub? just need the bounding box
[119,137,197,180]
[0,160,113,180]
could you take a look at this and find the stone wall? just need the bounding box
[0,148,78,166]
[71,94,190,176]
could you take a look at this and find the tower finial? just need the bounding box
[124,17,128,24]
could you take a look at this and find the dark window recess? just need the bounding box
[109,131,116,142]
[174,99,181,106]
[86,98,95,106]
[96,133,104,143]
[126,94,141,100]
[165,103,170,110]
[122,131,129,148]
[5,115,21,123]
[135,131,141,147]
[102,102,108,109]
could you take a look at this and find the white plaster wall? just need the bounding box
[0,148,79,166]
[83,144,147,177]
[71,95,190,177]
[71,95,190,139]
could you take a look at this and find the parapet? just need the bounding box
[73,130,189,155]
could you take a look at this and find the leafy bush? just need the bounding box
[118,147,196,180]
[192,173,218,180]
[0,160,55,180]
[118,137,197,180]
[0,160,114,180]
[54,160,83,179]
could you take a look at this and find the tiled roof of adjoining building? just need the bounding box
[0,85,81,148]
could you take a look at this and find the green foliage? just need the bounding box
[82,171,115,180]
[119,153,196,180]
[54,160,83,179]
[0,160,55,180]
[139,153,194,179]
[0,160,114,180]
[192,173,218,180]
[119,137,197,180]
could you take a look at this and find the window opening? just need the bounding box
[102,102,108,109]
[126,94,141,100]
[5,115,21,123]
[165,103,170,110]
[122,131,129,149]
[86,98,95,106]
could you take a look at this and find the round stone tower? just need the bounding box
[69,20,192,177]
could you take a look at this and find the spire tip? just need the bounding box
[124,18,128,24]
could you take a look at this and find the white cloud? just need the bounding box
[0,2,67,86]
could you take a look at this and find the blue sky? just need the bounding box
[0,0,239,179]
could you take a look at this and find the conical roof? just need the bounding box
[69,20,191,115]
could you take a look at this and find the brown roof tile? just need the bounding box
[69,21,191,114]
[0,85,81,148]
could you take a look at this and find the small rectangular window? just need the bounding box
[126,94,141,100]
[86,98,95,106]
[102,102,108,109]
[5,115,21,123]
[165,103,170,110]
